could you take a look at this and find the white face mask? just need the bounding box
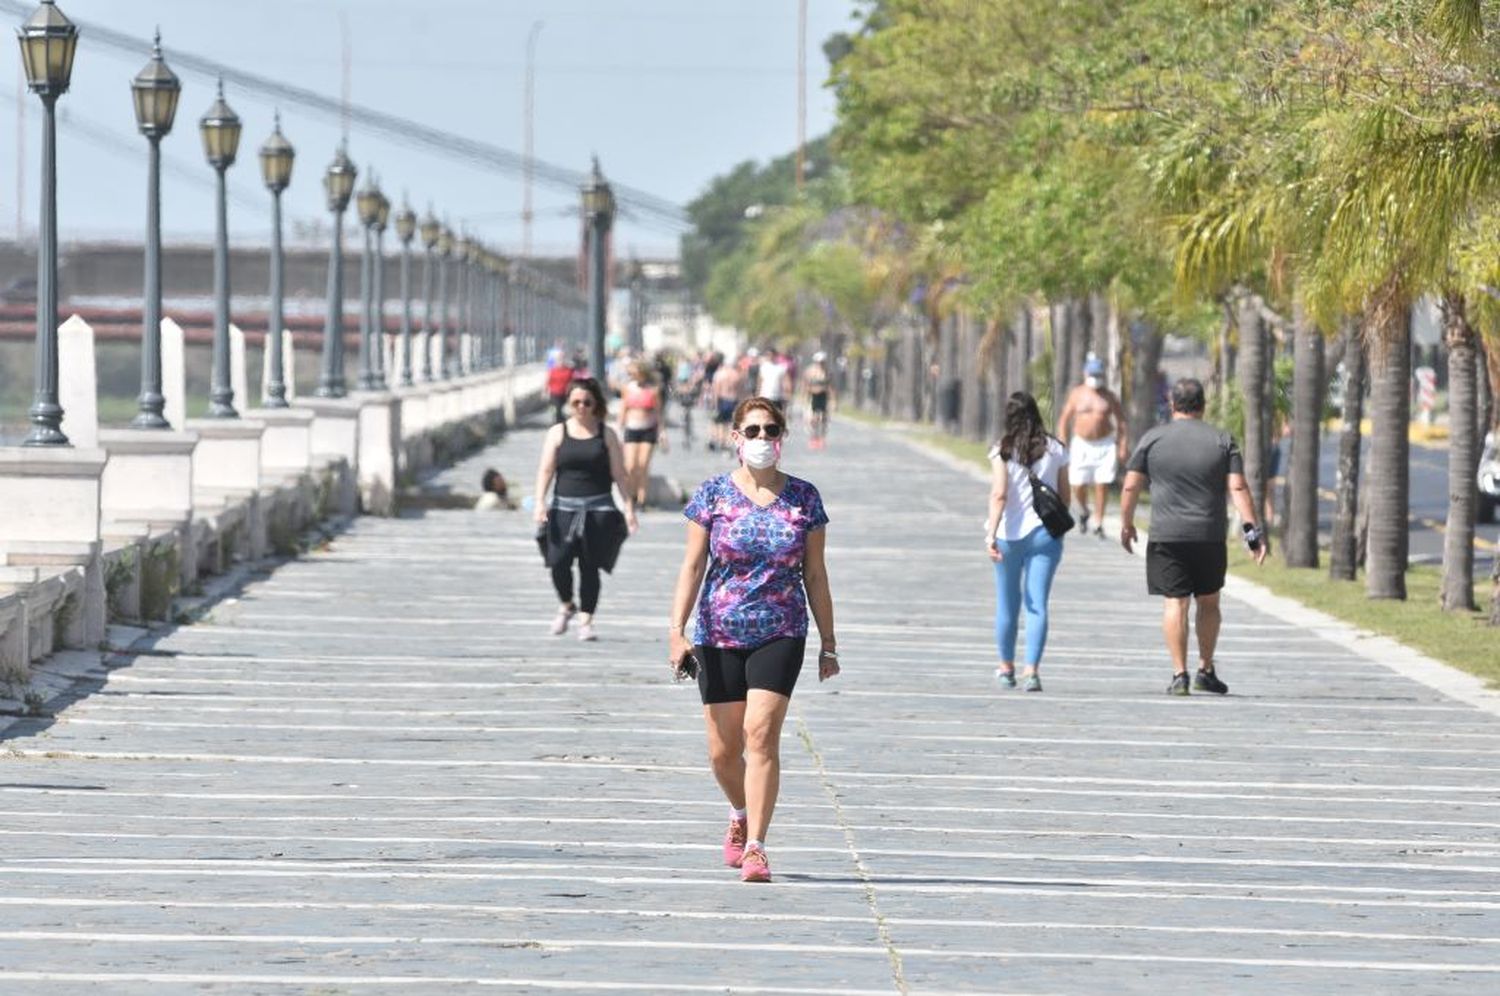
[740,437,781,469]
[1085,375,1103,389]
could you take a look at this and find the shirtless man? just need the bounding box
[709,354,744,454]
[1056,356,1128,537]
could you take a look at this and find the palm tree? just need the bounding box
[1285,309,1325,567]
[1329,320,1366,581]
[1238,294,1271,547]
[1440,293,1479,611]
[1366,307,1412,600]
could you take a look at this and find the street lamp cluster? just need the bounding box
[12,0,598,449]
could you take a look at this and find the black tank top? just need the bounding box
[554,425,612,497]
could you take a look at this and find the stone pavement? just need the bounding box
[2,408,1499,994]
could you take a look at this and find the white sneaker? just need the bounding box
[550,605,576,636]
[577,621,597,642]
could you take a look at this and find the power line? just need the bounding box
[0,1,689,231]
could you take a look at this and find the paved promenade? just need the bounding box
[3,411,1499,994]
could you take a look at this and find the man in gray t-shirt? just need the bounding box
[1118,378,1265,696]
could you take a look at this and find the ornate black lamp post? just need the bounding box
[129,30,179,429]
[258,114,294,407]
[419,210,440,381]
[355,174,381,391]
[372,191,390,389]
[437,225,454,378]
[199,80,242,418]
[455,234,472,374]
[580,157,615,382]
[316,147,356,397]
[395,201,416,387]
[17,0,79,445]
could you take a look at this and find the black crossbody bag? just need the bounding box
[1027,467,1075,538]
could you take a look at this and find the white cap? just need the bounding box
[813,351,827,363]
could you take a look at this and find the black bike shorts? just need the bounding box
[696,637,806,704]
[622,426,659,445]
[1146,540,1227,598]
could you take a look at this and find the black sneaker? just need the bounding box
[1167,672,1190,696]
[1193,669,1229,695]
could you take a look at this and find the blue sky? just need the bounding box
[1,0,857,257]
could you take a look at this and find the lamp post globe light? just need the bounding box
[437,225,454,378]
[258,114,294,408]
[419,210,440,381]
[372,191,390,389]
[394,201,417,387]
[355,173,382,391]
[199,80,242,418]
[317,146,356,397]
[129,30,180,429]
[17,0,78,445]
[580,157,615,383]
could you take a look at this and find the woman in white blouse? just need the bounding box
[983,392,1071,692]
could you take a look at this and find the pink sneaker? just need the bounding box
[723,819,748,867]
[577,621,597,642]
[550,605,576,636]
[740,846,771,883]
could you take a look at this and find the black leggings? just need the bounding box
[551,555,600,614]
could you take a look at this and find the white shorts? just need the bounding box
[1069,435,1118,485]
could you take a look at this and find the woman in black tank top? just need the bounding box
[532,378,637,642]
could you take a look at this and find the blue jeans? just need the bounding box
[993,526,1064,667]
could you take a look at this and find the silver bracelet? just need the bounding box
[819,649,839,660]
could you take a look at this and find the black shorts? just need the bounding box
[1146,541,1227,598]
[696,637,806,704]
[623,426,658,445]
[715,399,736,424]
[809,392,829,414]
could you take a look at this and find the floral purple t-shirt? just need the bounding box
[684,473,829,649]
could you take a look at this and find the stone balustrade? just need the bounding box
[0,314,546,700]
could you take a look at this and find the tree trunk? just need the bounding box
[1482,335,1498,432]
[1439,294,1478,612]
[1238,294,1270,544]
[1127,320,1165,449]
[1285,310,1324,567]
[989,317,1009,442]
[1366,306,1412,600]
[963,312,977,439]
[1329,320,1366,581]
[1018,305,1034,395]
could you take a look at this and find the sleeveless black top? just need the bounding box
[554,425,612,497]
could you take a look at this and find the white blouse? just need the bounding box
[988,436,1069,542]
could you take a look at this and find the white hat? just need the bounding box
[813,351,827,363]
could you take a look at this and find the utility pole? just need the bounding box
[795,0,806,192]
[523,21,543,258]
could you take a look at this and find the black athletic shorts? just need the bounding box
[809,391,829,414]
[696,637,806,704]
[1146,541,1227,598]
[623,426,659,445]
[715,399,736,424]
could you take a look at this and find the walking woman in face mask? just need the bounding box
[534,377,638,641]
[667,397,839,883]
[986,392,1070,692]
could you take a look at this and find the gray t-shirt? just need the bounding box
[1126,418,1244,542]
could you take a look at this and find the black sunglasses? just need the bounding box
[738,423,783,440]
[569,398,595,408]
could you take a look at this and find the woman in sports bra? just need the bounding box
[618,361,667,508]
[803,351,834,450]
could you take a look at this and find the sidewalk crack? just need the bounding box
[796,710,909,995]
